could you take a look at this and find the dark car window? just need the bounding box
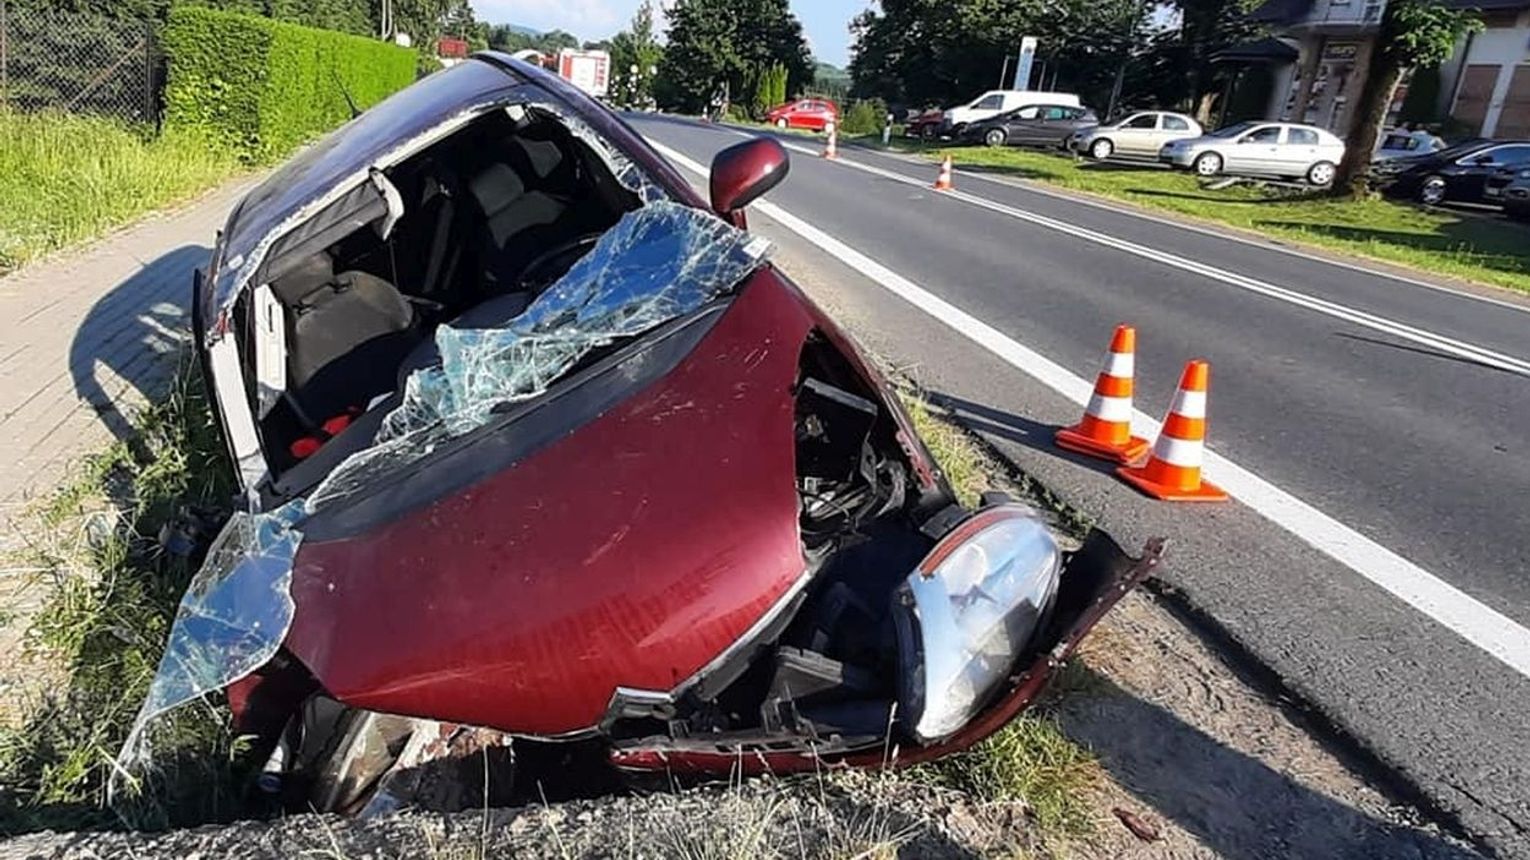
[1288,128,1320,146]
[1163,115,1191,131]
[1381,133,1417,150]
[1472,145,1530,166]
[1042,106,1073,121]
[1014,105,1040,120]
[1123,114,1157,129]
[975,94,1004,110]
[1242,126,1283,144]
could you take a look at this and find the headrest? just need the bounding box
[268,252,334,304]
[468,162,527,217]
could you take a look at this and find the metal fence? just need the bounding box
[0,1,159,126]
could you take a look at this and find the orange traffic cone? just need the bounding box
[934,155,954,191]
[1117,360,1228,502]
[1055,325,1150,464]
[822,122,839,159]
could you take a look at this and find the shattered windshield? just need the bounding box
[115,200,771,792]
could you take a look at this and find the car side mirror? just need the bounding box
[710,137,790,216]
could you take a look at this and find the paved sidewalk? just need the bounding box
[0,179,256,546]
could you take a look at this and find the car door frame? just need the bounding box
[1228,124,1286,175]
[1005,104,1044,144]
[1157,113,1197,154]
[1114,112,1160,155]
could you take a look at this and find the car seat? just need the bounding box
[269,252,417,425]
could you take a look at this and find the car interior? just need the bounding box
[241,107,644,490]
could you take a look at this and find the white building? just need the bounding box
[1238,0,1530,138]
[1435,1,1530,137]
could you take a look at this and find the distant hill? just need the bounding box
[813,61,851,98]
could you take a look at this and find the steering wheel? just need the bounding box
[518,233,604,292]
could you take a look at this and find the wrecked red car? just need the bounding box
[114,53,1160,814]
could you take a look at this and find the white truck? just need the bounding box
[557,49,611,99]
[943,89,1081,134]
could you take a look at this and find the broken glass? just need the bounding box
[111,500,305,795]
[307,200,770,509]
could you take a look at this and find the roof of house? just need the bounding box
[1211,36,1301,63]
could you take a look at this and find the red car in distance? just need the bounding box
[766,98,839,131]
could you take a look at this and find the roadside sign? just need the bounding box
[1013,37,1038,90]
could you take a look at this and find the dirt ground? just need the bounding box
[1062,591,1478,859]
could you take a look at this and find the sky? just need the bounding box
[467,0,874,68]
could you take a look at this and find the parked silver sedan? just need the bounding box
[1159,121,1347,185]
[1072,111,1203,160]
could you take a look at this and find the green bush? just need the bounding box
[160,6,415,163]
[839,98,888,135]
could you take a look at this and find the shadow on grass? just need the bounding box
[1053,670,1478,859]
[1256,220,1530,276]
[1125,186,1321,205]
[922,392,1122,479]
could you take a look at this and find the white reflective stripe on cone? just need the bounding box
[1153,434,1205,468]
[1102,351,1134,378]
[1169,389,1207,419]
[1087,394,1133,422]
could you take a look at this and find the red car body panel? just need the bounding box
[766,100,839,131]
[284,269,819,736]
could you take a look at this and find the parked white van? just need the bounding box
[943,90,1082,132]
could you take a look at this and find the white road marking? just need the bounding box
[754,134,1530,378]
[651,137,1530,681]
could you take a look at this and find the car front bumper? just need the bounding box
[1159,149,1197,168]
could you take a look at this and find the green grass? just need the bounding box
[861,139,1530,294]
[920,715,1102,838]
[0,110,241,276]
[0,361,244,833]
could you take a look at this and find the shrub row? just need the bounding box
[160,5,415,163]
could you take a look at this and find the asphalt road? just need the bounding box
[625,113,1530,857]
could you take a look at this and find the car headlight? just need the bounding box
[894,506,1061,743]
[1519,168,1530,179]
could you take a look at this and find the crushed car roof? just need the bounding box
[208,56,602,324]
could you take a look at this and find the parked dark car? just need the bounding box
[963,104,1098,149]
[112,52,1158,816]
[1489,166,1530,220]
[1376,138,1530,205]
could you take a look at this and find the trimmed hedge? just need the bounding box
[161,6,416,163]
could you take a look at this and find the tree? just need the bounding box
[752,62,788,117]
[848,0,1150,112]
[608,0,663,109]
[655,0,813,114]
[1332,0,1480,197]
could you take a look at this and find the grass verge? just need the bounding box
[0,110,242,277]
[0,360,241,832]
[855,136,1530,294]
